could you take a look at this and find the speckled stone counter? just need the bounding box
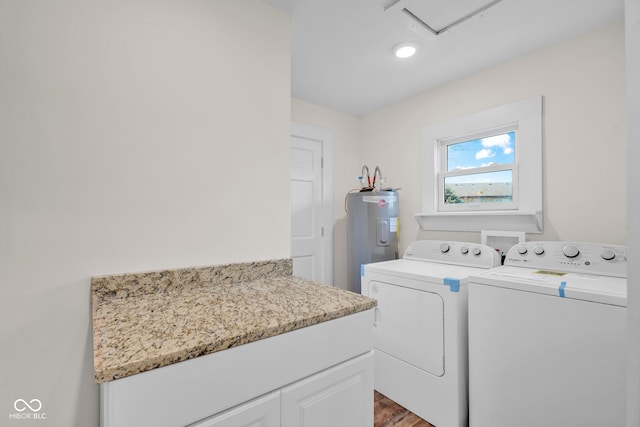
[92,259,376,384]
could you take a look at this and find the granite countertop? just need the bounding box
[91,259,376,384]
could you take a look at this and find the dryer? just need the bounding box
[361,240,501,427]
[468,241,627,427]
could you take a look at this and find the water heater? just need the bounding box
[346,190,399,293]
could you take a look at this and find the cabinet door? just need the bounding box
[188,391,280,427]
[281,352,373,427]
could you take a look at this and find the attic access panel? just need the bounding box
[401,0,504,35]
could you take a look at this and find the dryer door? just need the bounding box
[368,280,444,376]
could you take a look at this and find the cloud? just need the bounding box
[482,134,513,155]
[482,134,510,148]
[475,148,494,160]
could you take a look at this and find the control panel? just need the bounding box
[403,240,501,268]
[504,241,627,278]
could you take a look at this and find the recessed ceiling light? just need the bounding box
[393,42,417,59]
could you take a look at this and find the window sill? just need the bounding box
[414,211,543,233]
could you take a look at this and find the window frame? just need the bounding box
[417,96,543,233]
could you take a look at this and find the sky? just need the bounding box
[446,131,515,184]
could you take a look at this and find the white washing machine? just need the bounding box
[361,240,501,427]
[468,241,627,427]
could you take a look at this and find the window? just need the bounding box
[439,127,518,211]
[418,96,542,232]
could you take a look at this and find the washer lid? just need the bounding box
[364,258,492,284]
[470,266,627,307]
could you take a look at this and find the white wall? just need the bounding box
[360,22,626,254]
[0,1,290,425]
[626,0,640,424]
[294,23,626,288]
[291,99,360,290]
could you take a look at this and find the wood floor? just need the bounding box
[374,391,435,427]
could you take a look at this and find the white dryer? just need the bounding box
[361,240,501,427]
[468,241,627,427]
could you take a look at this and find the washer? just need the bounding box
[361,240,500,427]
[468,241,627,427]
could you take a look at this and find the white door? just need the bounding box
[290,136,323,282]
[189,392,280,427]
[367,281,445,376]
[281,352,374,427]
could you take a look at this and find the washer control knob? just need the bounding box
[563,245,580,258]
[517,245,528,255]
[533,246,545,255]
[460,247,469,254]
[440,243,450,253]
[601,249,616,261]
[472,247,482,256]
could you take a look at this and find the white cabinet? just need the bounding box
[100,309,374,427]
[189,391,280,427]
[281,352,373,427]
[189,352,373,427]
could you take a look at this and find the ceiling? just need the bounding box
[262,0,624,116]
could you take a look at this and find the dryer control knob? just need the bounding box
[517,245,528,255]
[533,246,545,255]
[601,249,616,261]
[563,245,580,258]
[472,247,482,256]
[460,247,469,254]
[440,243,450,253]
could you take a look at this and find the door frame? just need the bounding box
[291,121,334,285]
